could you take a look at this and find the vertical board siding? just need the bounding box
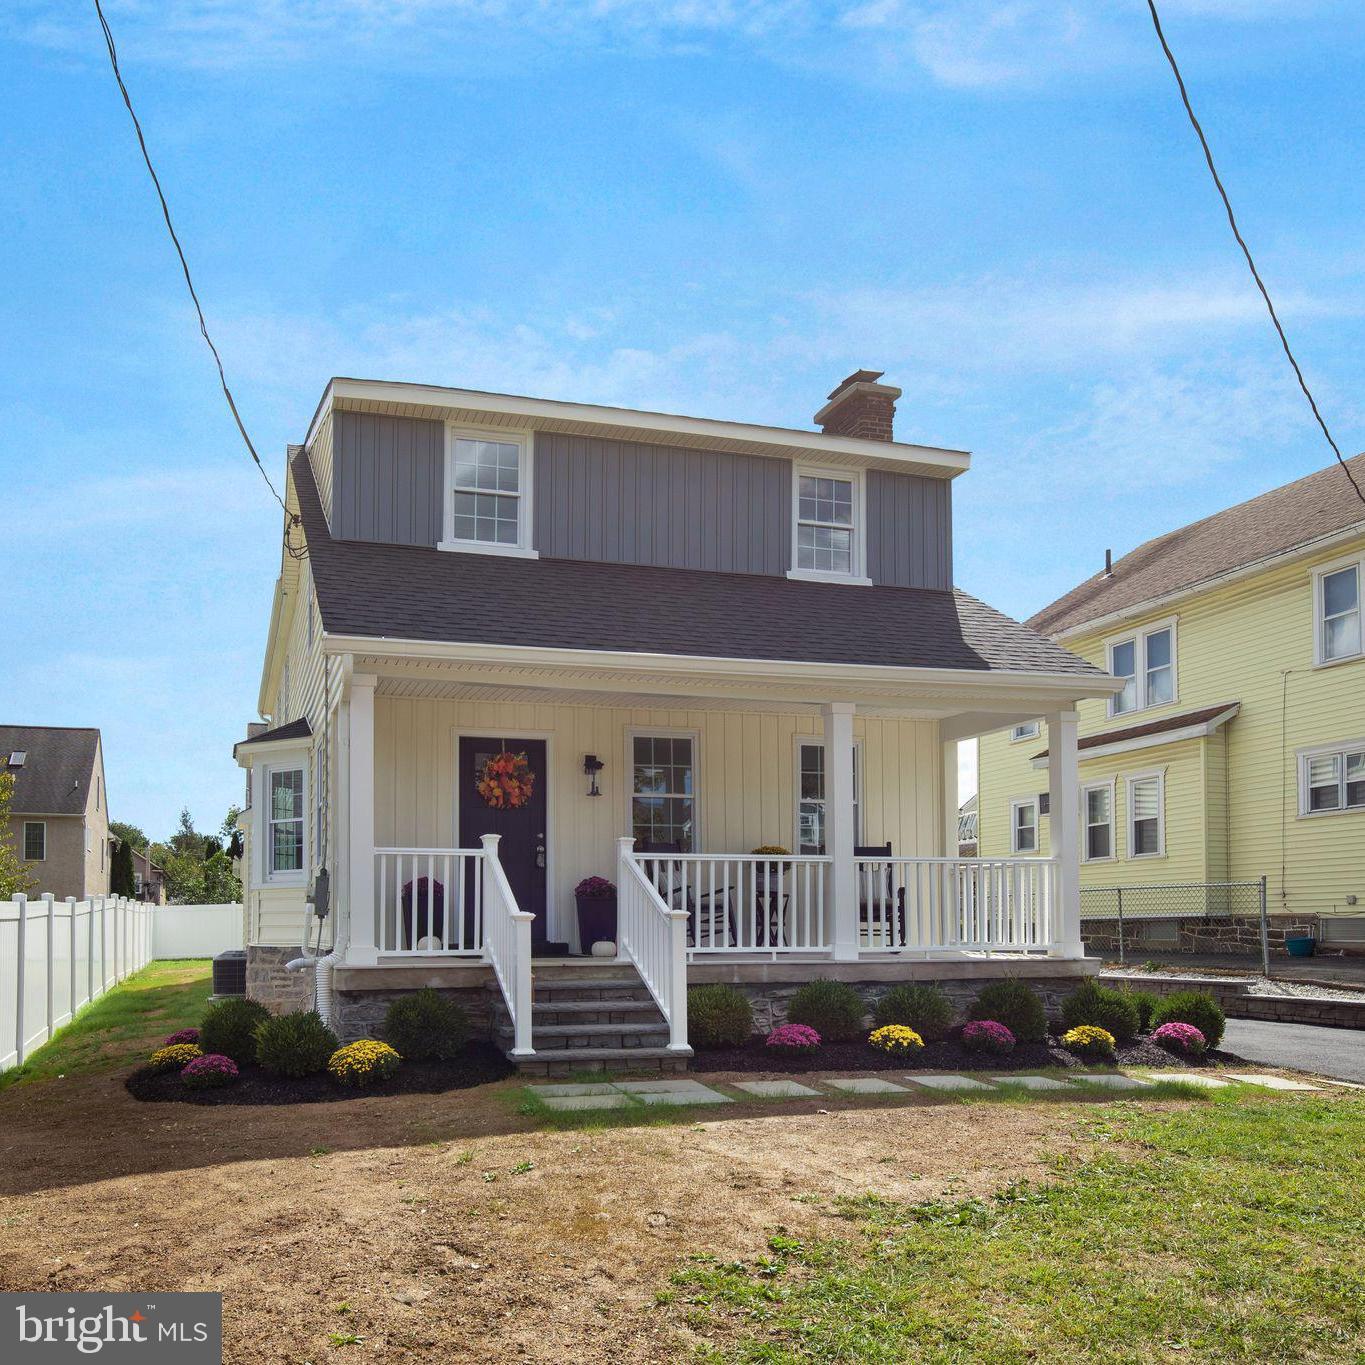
[309,414,335,524]
[333,410,444,546]
[866,468,953,590]
[534,432,791,574]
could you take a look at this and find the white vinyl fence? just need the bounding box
[0,895,245,1072]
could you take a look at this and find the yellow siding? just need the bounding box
[980,532,1365,915]
[373,697,942,949]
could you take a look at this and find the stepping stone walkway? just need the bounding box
[823,1077,908,1094]
[1223,1073,1320,1091]
[734,1080,822,1098]
[904,1074,994,1092]
[540,1093,634,1111]
[531,1078,732,1110]
[617,1079,734,1105]
[988,1074,1072,1090]
[1070,1073,1152,1089]
[1140,1072,1230,1088]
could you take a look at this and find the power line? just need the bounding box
[1146,0,1365,506]
[92,0,310,553]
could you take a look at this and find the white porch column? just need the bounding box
[940,732,960,857]
[1046,708,1083,958]
[346,674,379,965]
[823,702,858,961]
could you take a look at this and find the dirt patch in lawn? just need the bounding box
[0,1068,1095,1363]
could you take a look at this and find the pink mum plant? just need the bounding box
[180,1053,240,1090]
[1152,1021,1207,1057]
[962,1020,1015,1056]
[164,1027,200,1046]
[766,1023,821,1054]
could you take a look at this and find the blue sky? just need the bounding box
[4,0,1363,836]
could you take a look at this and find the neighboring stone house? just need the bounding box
[1,726,113,900]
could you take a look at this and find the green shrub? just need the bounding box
[967,978,1048,1044]
[1123,988,1161,1033]
[255,1010,339,1077]
[1060,979,1140,1043]
[384,988,470,1061]
[687,984,753,1049]
[873,984,955,1040]
[787,979,866,1043]
[1151,990,1225,1049]
[199,997,272,1065]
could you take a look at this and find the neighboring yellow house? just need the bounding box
[979,454,1365,951]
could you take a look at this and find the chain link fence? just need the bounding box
[1080,878,1270,972]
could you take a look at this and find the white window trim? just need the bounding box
[1009,797,1039,855]
[792,735,864,854]
[23,820,46,862]
[1080,777,1117,863]
[260,754,309,886]
[438,424,538,559]
[1311,552,1364,669]
[1296,736,1365,818]
[1106,616,1179,718]
[787,462,871,586]
[1125,768,1166,859]
[626,727,702,853]
[1010,720,1041,743]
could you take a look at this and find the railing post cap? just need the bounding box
[479,832,502,858]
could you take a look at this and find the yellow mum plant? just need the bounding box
[328,1039,401,1087]
[869,1024,924,1056]
[1062,1025,1117,1059]
[147,1042,203,1073]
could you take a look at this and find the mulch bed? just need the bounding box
[696,1030,1238,1074]
[125,1040,514,1106]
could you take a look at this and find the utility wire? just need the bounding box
[1146,0,1365,505]
[92,0,309,553]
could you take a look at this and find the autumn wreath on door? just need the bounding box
[477,750,537,809]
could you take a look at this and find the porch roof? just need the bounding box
[295,453,1105,681]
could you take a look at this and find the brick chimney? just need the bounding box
[814,369,901,442]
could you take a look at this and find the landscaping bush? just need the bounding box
[383,988,470,1061]
[199,997,272,1065]
[962,1020,1016,1056]
[966,978,1048,1043]
[1151,990,1225,1049]
[328,1040,401,1088]
[1152,1021,1207,1058]
[1062,1025,1117,1061]
[873,984,955,1040]
[869,1024,924,1057]
[1061,979,1140,1043]
[787,979,866,1042]
[147,1042,202,1073]
[180,1054,239,1089]
[255,1010,339,1077]
[1121,988,1161,1034]
[163,1027,200,1046]
[765,1023,820,1055]
[687,984,754,1049]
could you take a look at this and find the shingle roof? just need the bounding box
[233,718,313,758]
[1032,702,1240,759]
[1030,454,1365,637]
[0,726,100,815]
[293,453,1102,679]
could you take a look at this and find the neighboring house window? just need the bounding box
[1010,799,1038,854]
[630,734,696,850]
[1299,742,1365,815]
[1083,782,1114,861]
[23,821,45,861]
[790,466,866,582]
[795,740,861,854]
[440,430,534,557]
[1109,622,1176,715]
[1011,721,1040,742]
[1315,560,1362,665]
[1127,771,1165,857]
[268,765,306,877]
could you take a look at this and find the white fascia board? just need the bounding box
[1028,704,1241,770]
[305,377,972,477]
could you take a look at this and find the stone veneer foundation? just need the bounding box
[245,945,312,1013]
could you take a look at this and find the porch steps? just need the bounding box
[490,962,692,1076]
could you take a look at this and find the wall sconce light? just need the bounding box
[583,753,604,797]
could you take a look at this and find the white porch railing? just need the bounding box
[629,852,833,959]
[616,840,690,1051]
[855,855,1058,954]
[477,835,535,1056]
[374,848,484,955]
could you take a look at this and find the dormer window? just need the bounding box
[788,465,869,585]
[439,428,536,558]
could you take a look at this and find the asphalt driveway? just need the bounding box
[1223,1018,1365,1084]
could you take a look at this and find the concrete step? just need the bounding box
[515,1045,692,1077]
[497,1021,670,1048]
[532,998,661,1016]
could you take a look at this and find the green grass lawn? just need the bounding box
[672,1093,1365,1363]
[0,959,212,1092]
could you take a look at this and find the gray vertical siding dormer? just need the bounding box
[534,432,792,575]
[332,410,444,546]
[865,468,953,590]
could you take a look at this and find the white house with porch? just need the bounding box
[235,372,1119,1071]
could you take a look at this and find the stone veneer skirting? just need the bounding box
[1082,914,1335,956]
[246,945,312,1014]
[1101,970,1365,1030]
